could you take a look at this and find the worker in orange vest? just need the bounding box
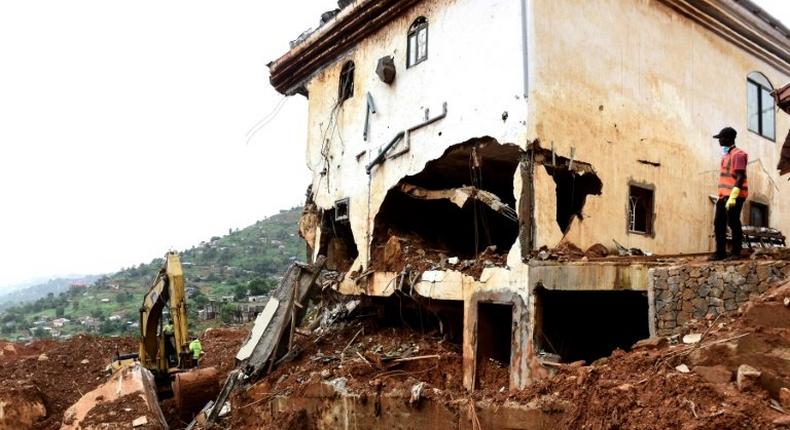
[711,127,748,261]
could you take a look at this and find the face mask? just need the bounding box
[721,146,731,156]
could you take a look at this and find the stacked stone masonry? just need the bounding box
[651,261,790,336]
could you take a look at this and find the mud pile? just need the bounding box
[0,334,136,430]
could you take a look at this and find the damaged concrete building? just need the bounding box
[268,0,790,391]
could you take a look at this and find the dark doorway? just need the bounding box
[476,302,512,388]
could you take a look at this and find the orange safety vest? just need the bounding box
[718,147,749,198]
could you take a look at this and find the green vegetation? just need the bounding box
[0,207,304,340]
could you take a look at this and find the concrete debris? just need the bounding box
[131,415,148,427]
[80,359,90,364]
[682,333,702,344]
[37,354,48,361]
[612,239,646,257]
[398,183,518,222]
[778,387,790,410]
[736,364,762,391]
[238,258,325,379]
[675,364,690,373]
[410,381,425,405]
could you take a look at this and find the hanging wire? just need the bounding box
[245,96,289,145]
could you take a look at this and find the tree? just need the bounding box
[191,290,209,308]
[233,284,248,301]
[32,328,51,339]
[220,304,236,324]
[116,291,132,304]
[55,306,65,318]
[248,278,273,296]
[72,300,80,311]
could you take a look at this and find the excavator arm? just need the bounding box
[139,252,191,373]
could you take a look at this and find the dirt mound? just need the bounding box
[0,334,136,430]
[200,326,248,379]
[78,391,163,430]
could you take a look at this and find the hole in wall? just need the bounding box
[317,209,358,272]
[370,138,522,272]
[534,288,649,364]
[544,165,603,234]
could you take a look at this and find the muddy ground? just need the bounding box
[0,326,249,430]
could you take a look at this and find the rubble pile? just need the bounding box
[218,279,790,429]
[226,312,467,429]
[369,233,507,279]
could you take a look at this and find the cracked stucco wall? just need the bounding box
[527,0,790,254]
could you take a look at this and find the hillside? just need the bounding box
[0,275,101,311]
[0,207,305,340]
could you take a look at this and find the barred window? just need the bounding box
[407,17,428,68]
[338,61,355,103]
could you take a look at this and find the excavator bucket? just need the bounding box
[173,367,220,418]
[61,362,169,430]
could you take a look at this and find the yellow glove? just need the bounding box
[725,187,740,210]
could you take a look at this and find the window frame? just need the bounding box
[407,17,429,68]
[746,72,775,141]
[338,61,355,104]
[748,201,769,227]
[627,184,655,236]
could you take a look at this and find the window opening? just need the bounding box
[749,201,769,227]
[334,198,350,223]
[407,17,428,68]
[628,185,654,235]
[747,72,775,140]
[338,61,355,103]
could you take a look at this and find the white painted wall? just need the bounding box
[303,0,527,270]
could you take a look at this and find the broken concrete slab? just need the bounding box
[239,258,324,379]
[61,363,168,430]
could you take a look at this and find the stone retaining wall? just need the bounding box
[650,261,790,336]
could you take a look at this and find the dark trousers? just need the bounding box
[714,197,745,257]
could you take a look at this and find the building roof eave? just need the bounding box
[660,0,790,75]
[268,0,424,96]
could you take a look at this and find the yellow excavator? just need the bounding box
[111,251,219,413]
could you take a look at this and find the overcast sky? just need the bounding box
[0,1,787,291]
